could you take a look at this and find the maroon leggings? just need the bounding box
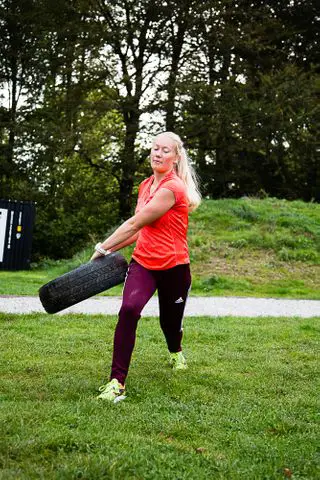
[110,260,191,385]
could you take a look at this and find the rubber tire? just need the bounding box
[39,253,128,314]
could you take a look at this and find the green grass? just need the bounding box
[0,197,319,298]
[189,197,319,298]
[1,313,319,479]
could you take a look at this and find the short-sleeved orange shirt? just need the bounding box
[132,170,190,270]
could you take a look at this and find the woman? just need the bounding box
[91,131,201,402]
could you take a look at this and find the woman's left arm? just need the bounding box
[92,188,175,257]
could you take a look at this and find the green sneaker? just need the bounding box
[97,378,126,402]
[170,351,188,370]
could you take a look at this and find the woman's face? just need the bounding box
[150,134,178,174]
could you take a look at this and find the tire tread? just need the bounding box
[39,253,128,314]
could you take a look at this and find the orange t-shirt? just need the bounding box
[132,170,190,270]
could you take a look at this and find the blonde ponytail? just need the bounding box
[161,131,202,211]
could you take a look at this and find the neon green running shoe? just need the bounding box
[97,378,126,402]
[170,351,188,370]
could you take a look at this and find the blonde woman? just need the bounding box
[91,132,201,402]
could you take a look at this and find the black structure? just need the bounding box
[0,199,36,270]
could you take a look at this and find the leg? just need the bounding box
[157,264,191,353]
[110,260,157,385]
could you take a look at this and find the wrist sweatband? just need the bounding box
[95,242,111,256]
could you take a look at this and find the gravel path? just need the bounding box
[0,295,320,317]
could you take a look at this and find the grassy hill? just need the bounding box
[189,197,319,298]
[0,197,319,298]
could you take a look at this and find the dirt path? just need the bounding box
[1,295,320,317]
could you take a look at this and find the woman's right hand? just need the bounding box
[90,250,103,261]
[90,243,111,261]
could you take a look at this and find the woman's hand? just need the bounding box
[90,250,103,261]
[90,243,111,261]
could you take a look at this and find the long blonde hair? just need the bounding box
[160,131,201,212]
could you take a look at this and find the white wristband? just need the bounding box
[95,243,111,256]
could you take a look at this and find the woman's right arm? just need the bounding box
[90,232,139,261]
[90,188,175,260]
[109,232,139,252]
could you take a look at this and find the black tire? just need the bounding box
[39,253,128,314]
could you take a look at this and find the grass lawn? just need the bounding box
[0,197,319,299]
[1,313,319,479]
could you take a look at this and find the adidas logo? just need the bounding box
[175,297,184,304]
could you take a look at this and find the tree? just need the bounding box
[176,0,319,200]
[0,0,125,257]
[0,0,318,259]
[0,0,45,195]
[89,0,172,218]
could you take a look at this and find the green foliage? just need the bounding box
[181,64,319,200]
[1,313,319,479]
[30,153,120,259]
[1,0,319,248]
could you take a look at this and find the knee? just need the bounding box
[119,301,141,320]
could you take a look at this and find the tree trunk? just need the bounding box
[118,105,140,219]
[7,67,17,166]
[165,15,188,131]
[166,26,185,131]
[7,3,19,167]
